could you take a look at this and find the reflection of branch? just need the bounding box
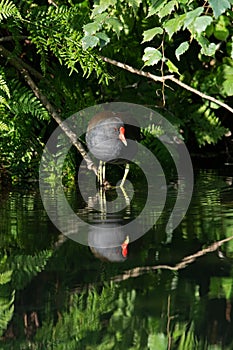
[101,56,233,115]
[112,235,233,282]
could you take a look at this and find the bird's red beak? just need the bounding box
[119,127,127,146]
[121,236,129,258]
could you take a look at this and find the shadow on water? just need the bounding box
[1,168,233,348]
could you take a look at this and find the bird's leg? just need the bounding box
[120,163,130,188]
[98,160,108,187]
[97,160,103,187]
[102,161,106,184]
[98,161,111,188]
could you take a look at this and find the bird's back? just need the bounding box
[86,112,124,162]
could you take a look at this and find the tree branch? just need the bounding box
[101,56,233,115]
[0,36,27,43]
[0,45,98,175]
[0,44,45,81]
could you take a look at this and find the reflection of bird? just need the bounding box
[88,221,129,262]
[86,111,141,187]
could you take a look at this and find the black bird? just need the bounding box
[86,111,141,187]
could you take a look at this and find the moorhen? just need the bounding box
[86,110,141,187]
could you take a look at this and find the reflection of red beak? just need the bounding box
[121,236,129,258]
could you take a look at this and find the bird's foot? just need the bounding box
[102,179,112,189]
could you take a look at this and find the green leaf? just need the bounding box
[229,37,233,59]
[142,27,163,43]
[82,35,99,50]
[164,15,185,39]
[92,0,117,16]
[147,0,169,17]
[158,0,177,19]
[183,7,203,29]
[166,59,180,74]
[83,22,101,35]
[214,15,230,40]
[95,32,110,48]
[175,41,190,60]
[193,16,213,35]
[106,17,123,36]
[198,36,217,56]
[128,0,142,14]
[148,333,167,350]
[208,0,231,19]
[142,47,162,66]
[0,271,12,285]
[222,65,233,96]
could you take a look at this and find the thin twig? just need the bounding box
[101,56,233,115]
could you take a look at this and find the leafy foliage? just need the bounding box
[0,0,232,182]
[0,0,21,22]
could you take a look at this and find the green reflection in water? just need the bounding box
[0,168,233,349]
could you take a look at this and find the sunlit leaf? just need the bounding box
[147,0,168,17]
[198,36,217,56]
[142,27,163,43]
[164,15,185,39]
[92,0,117,16]
[158,0,177,19]
[106,17,123,36]
[166,59,180,74]
[175,41,189,60]
[82,35,99,50]
[183,7,203,29]
[222,65,233,96]
[193,16,213,35]
[142,47,162,66]
[208,0,231,19]
[83,22,101,35]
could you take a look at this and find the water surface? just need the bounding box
[1,168,233,349]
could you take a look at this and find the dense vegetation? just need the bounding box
[0,0,233,182]
[1,2,233,347]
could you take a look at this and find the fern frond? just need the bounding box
[0,74,10,98]
[0,0,21,22]
[10,80,50,120]
[25,4,110,82]
[0,120,8,131]
[0,290,15,337]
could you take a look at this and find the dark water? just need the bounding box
[1,168,233,349]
